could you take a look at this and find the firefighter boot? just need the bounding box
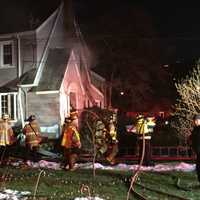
[106,144,118,165]
[69,153,78,171]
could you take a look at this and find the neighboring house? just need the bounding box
[0,1,106,138]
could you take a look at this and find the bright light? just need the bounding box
[120,91,124,96]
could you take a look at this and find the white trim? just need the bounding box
[13,94,17,121]
[18,88,24,127]
[17,35,22,77]
[34,2,63,86]
[0,66,15,69]
[91,84,104,97]
[0,31,35,39]
[90,70,106,82]
[18,84,37,88]
[73,20,92,85]
[72,50,85,95]
[0,93,18,121]
[61,50,86,95]
[36,7,59,34]
[0,92,18,95]
[0,40,14,67]
[36,90,59,94]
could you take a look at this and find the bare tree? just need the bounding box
[172,61,200,139]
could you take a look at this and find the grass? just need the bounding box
[0,167,132,200]
[0,164,200,200]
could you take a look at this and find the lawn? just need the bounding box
[0,165,200,200]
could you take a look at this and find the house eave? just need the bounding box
[36,90,59,94]
[36,5,60,34]
[33,2,64,86]
[0,30,35,39]
[91,84,104,97]
[90,70,106,82]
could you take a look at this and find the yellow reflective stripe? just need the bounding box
[73,130,80,141]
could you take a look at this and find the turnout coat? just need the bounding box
[0,120,14,146]
[61,125,81,149]
[23,121,41,149]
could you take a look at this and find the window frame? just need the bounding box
[0,40,14,68]
[0,93,17,121]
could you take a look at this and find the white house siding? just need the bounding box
[0,38,18,86]
[0,33,38,86]
[20,33,37,74]
[35,10,57,66]
[48,8,68,49]
[27,92,60,138]
[0,67,18,87]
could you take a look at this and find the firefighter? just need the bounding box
[136,115,156,166]
[105,116,118,165]
[23,115,42,162]
[190,114,200,184]
[60,116,72,168]
[94,119,108,158]
[0,114,15,165]
[61,111,81,171]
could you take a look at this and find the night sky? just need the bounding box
[75,1,200,36]
[75,0,200,58]
[1,0,199,111]
[73,1,200,110]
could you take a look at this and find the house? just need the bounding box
[0,1,106,138]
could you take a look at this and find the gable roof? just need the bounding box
[0,78,19,93]
[0,68,37,92]
[0,48,71,92]
[32,48,71,91]
[0,0,61,34]
[20,68,37,85]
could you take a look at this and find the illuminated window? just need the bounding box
[0,41,14,67]
[69,92,77,109]
[0,93,17,121]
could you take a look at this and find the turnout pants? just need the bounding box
[139,138,152,166]
[196,153,200,182]
[64,148,79,170]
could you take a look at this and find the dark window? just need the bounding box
[3,44,12,65]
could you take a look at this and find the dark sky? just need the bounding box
[1,0,198,110]
[73,1,200,68]
[0,0,61,33]
[74,1,200,36]
[73,1,200,110]
[2,0,200,38]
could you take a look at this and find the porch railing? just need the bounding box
[80,146,196,162]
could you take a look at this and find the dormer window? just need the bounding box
[0,41,14,67]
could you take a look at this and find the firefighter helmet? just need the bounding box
[2,114,10,120]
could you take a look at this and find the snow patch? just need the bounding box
[21,160,196,172]
[74,197,104,200]
[78,162,196,172]
[0,189,30,200]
